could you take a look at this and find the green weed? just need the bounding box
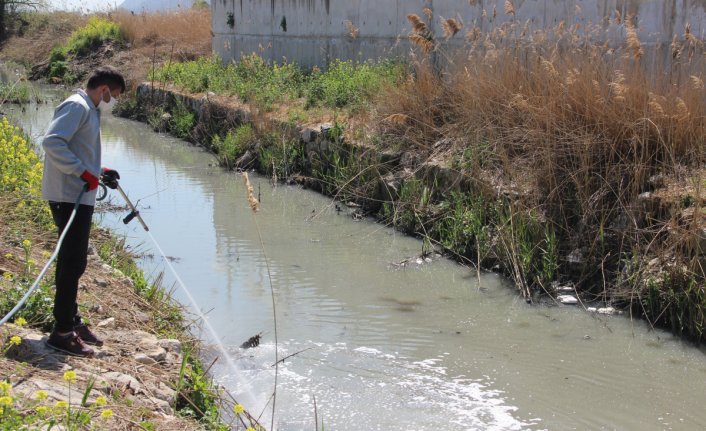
[169,100,195,139]
[212,124,255,169]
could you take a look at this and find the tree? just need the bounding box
[0,0,45,41]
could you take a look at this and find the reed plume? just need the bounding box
[504,1,516,17]
[442,18,462,39]
[625,21,643,59]
[345,20,359,39]
[407,14,427,33]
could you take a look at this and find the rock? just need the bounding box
[597,307,616,315]
[157,338,182,354]
[101,371,142,395]
[89,304,103,313]
[121,276,135,289]
[4,332,71,371]
[153,381,177,404]
[93,277,108,288]
[97,317,116,328]
[300,127,318,143]
[134,311,151,323]
[134,353,157,365]
[143,396,172,415]
[146,347,167,363]
[587,307,597,313]
[557,295,578,304]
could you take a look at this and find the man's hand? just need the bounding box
[100,167,120,189]
[80,170,99,191]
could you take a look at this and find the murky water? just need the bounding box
[7,95,706,430]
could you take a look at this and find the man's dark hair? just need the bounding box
[86,66,126,92]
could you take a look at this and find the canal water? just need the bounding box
[6,95,706,430]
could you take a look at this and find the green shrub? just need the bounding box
[212,124,255,169]
[48,17,124,81]
[169,101,195,139]
[151,54,406,112]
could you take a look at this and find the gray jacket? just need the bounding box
[41,89,101,206]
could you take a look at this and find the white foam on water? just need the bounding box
[219,340,540,431]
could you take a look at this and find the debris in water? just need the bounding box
[240,333,262,349]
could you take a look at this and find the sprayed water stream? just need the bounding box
[7,96,706,430]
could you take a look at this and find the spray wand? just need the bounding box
[115,183,149,231]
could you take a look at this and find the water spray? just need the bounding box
[111,179,261,413]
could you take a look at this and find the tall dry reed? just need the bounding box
[378,15,705,318]
[111,8,211,49]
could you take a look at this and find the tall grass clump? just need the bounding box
[49,17,125,81]
[212,124,256,169]
[376,13,706,336]
[305,59,407,109]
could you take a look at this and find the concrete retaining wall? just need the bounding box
[212,0,706,68]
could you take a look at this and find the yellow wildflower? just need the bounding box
[100,409,113,419]
[95,396,107,406]
[233,403,245,415]
[36,405,48,415]
[63,370,77,383]
[22,239,31,249]
[0,396,12,406]
[35,390,48,400]
[246,428,255,431]
[55,400,68,410]
[14,317,27,327]
[9,336,21,346]
[0,382,11,395]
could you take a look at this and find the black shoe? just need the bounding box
[46,331,94,357]
[74,324,103,347]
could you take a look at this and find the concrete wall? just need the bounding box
[212,0,706,68]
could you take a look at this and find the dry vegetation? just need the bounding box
[0,11,88,67]
[376,12,705,335]
[109,8,212,86]
[0,8,211,87]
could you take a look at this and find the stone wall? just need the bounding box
[212,0,706,68]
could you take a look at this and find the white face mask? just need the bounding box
[98,91,117,114]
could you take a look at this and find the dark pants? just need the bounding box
[49,201,94,333]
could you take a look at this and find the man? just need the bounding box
[41,66,125,357]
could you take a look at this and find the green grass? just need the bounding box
[151,54,406,112]
[0,82,40,104]
[212,124,255,169]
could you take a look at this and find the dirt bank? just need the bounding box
[0,226,215,429]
